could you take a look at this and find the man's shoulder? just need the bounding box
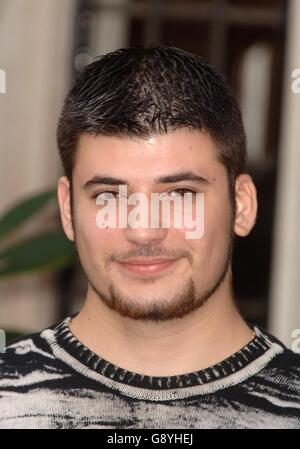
[0,320,65,387]
[253,325,300,395]
[271,345,300,374]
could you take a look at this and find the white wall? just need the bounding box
[0,0,76,332]
[268,0,300,348]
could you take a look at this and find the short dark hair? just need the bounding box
[57,45,248,208]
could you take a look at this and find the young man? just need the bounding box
[0,46,299,429]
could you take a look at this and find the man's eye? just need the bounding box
[168,189,197,198]
[93,191,119,200]
[92,189,198,200]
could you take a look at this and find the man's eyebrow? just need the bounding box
[83,171,211,189]
[155,171,210,185]
[83,176,126,189]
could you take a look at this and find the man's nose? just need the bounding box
[124,226,168,246]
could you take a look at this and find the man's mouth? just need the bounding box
[116,257,181,275]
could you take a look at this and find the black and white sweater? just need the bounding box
[0,315,300,429]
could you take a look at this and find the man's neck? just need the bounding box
[69,279,253,377]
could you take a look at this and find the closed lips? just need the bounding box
[119,258,178,265]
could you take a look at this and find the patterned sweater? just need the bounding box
[0,315,300,429]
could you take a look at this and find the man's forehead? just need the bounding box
[75,129,219,170]
[77,128,215,148]
[72,130,226,189]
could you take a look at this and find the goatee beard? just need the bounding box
[88,249,231,321]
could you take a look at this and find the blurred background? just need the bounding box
[0,0,299,347]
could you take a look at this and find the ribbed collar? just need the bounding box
[49,314,284,393]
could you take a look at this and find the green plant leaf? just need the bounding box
[0,231,76,277]
[0,190,57,240]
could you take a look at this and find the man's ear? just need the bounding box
[57,176,75,241]
[234,174,258,237]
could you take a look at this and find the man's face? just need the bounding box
[61,129,236,321]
